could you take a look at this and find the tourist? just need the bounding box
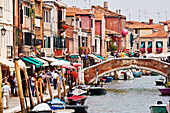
[53,70,58,90]
[43,72,50,94]
[13,76,18,97]
[2,82,11,109]
[31,75,35,96]
[9,76,15,97]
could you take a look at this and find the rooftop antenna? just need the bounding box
[157,12,160,22]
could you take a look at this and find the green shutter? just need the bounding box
[29,8,32,17]
[32,9,35,18]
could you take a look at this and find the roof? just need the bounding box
[42,0,66,8]
[105,29,120,35]
[66,7,92,16]
[141,31,167,38]
[92,5,126,18]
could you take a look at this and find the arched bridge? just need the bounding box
[81,58,170,84]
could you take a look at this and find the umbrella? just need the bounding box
[72,63,82,67]
[61,65,76,69]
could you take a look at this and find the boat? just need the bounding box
[150,101,167,113]
[53,109,75,113]
[47,98,65,110]
[68,95,87,105]
[151,71,159,76]
[156,78,165,86]
[133,70,142,77]
[29,103,52,113]
[159,88,170,95]
[88,87,106,95]
[65,105,88,113]
[71,89,87,96]
[102,76,113,82]
[72,85,90,91]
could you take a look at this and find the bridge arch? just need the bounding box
[82,58,170,84]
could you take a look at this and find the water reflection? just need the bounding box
[85,76,169,113]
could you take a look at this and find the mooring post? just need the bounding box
[47,78,53,100]
[15,60,25,112]
[95,69,98,86]
[39,78,43,103]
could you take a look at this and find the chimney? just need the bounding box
[104,1,108,9]
[164,22,168,31]
[119,9,121,14]
[116,10,118,14]
[149,19,153,25]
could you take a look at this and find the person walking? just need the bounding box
[53,71,58,90]
[2,82,11,109]
[31,75,35,96]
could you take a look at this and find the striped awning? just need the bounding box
[22,57,43,68]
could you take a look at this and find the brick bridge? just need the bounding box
[81,58,170,84]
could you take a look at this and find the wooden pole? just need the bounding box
[57,76,61,99]
[23,67,29,97]
[0,65,3,113]
[23,67,34,109]
[35,79,40,104]
[39,78,43,103]
[47,78,52,100]
[62,72,67,97]
[15,61,25,112]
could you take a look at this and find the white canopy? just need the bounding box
[0,58,15,71]
[41,57,70,66]
[88,54,100,62]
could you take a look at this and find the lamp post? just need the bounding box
[1,26,7,57]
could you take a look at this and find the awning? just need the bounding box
[157,43,162,48]
[34,57,49,66]
[41,57,70,66]
[72,63,82,67]
[141,43,144,48]
[56,58,69,62]
[148,43,152,48]
[88,54,100,62]
[95,55,105,60]
[0,58,15,71]
[70,55,79,58]
[61,65,76,69]
[21,57,43,68]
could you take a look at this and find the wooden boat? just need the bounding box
[47,98,65,110]
[65,105,88,113]
[159,88,170,95]
[150,102,167,113]
[88,87,106,95]
[68,95,87,105]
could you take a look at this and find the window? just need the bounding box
[91,19,93,28]
[24,6,26,15]
[49,11,51,23]
[168,36,170,46]
[46,11,48,22]
[45,37,50,48]
[156,41,163,48]
[43,10,45,22]
[95,39,97,52]
[58,10,62,28]
[0,7,2,17]
[135,29,138,34]
[7,46,13,58]
[141,42,145,48]
[78,36,80,48]
[25,33,32,46]
[80,21,82,28]
[82,37,84,47]
[148,42,152,48]
[137,43,139,49]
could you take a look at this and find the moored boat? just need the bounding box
[159,88,170,95]
[29,103,52,113]
[88,87,106,95]
[156,78,165,86]
[65,105,88,113]
[102,76,113,82]
[150,101,167,113]
[68,95,87,105]
[47,98,65,110]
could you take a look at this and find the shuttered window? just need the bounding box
[25,33,31,46]
[45,37,50,48]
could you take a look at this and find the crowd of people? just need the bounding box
[1,66,78,109]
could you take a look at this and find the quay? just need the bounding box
[4,86,69,113]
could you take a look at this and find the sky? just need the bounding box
[62,0,170,23]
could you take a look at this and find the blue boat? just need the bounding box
[47,98,65,110]
[133,71,142,77]
[102,77,113,82]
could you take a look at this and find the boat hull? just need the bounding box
[65,105,88,113]
[88,87,106,95]
[159,88,170,95]
[150,105,167,113]
[156,80,165,86]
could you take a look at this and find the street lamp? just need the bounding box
[1,26,6,37]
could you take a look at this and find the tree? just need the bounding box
[110,39,118,51]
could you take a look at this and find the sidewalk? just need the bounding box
[4,86,69,113]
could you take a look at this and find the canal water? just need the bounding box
[85,75,169,113]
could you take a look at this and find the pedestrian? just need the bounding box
[13,76,18,97]
[9,76,15,97]
[53,70,58,90]
[2,82,11,109]
[121,51,125,58]
[31,75,35,96]
[124,71,127,80]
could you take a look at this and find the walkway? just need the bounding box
[4,86,69,113]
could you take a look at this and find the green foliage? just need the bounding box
[110,39,118,51]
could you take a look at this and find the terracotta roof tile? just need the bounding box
[141,31,167,38]
[66,7,92,16]
[92,5,126,18]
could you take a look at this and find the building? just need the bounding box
[0,0,14,76]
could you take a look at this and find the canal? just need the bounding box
[85,75,169,113]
